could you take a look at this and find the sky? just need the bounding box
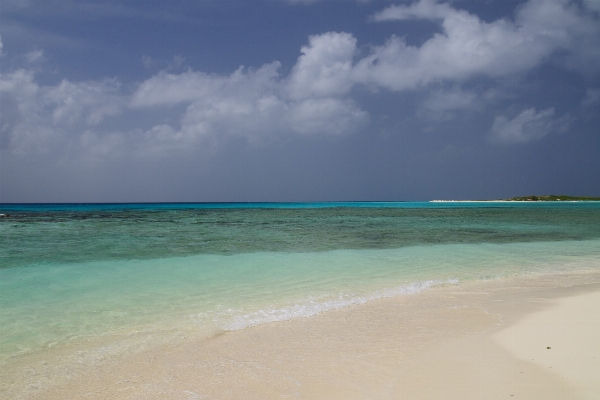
[1,0,599,202]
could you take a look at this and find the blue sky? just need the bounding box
[1,0,599,202]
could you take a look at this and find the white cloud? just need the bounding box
[490,107,569,143]
[2,37,369,157]
[581,88,600,108]
[421,87,477,112]
[0,69,124,154]
[48,78,122,125]
[417,86,479,121]
[3,0,598,157]
[287,32,357,99]
[25,49,44,63]
[132,56,367,146]
[358,0,600,90]
[131,63,282,108]
[372,0,455,21]
[1,69,63,153]
[287,98,368,135]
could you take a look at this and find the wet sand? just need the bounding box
[3,271,600,399]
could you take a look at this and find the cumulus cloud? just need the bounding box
[48,78,122,125]
[2,36,369,157]
[287,32,357,99]
[0,69,124,154]
[490,107,569,143]
[132,63,281,108]
[284,0,599,80]
[131,55,367,146]
[2,0,598,157]
[359,0,600,90]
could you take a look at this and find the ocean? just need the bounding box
[2,202,600,366]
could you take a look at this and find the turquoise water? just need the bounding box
[1,202,600,361]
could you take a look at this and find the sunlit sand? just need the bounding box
[4,271,599,399]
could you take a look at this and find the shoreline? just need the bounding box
[3,270,600,399]
[430,200,600,202]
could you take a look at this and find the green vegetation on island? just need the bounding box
[504,195,600,201]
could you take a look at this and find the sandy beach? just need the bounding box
[3,271,600,399]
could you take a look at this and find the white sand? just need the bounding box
[495,291,600,399]
[3,272,600,399]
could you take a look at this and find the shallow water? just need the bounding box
[1,202,600,362]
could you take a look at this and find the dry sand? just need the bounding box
[495,290,600,399]
[3,272,600,399]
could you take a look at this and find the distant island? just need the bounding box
[431,195,600,202]
[503,195,600,201]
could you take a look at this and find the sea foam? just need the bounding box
[223,279,459,331]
